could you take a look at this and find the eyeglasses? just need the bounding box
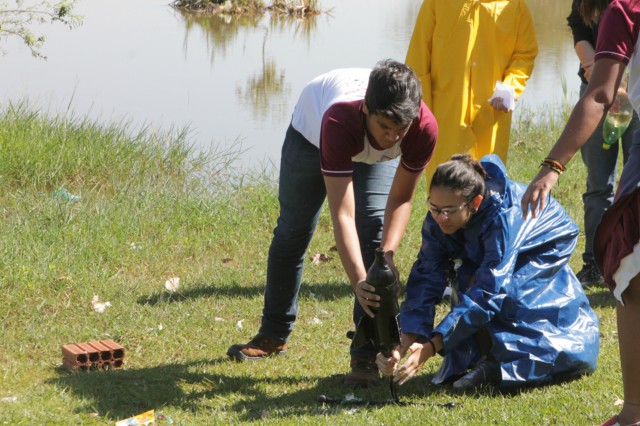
[427,198,472,218]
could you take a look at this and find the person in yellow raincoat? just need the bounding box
[406,0,538,178]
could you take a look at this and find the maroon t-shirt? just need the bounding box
[595,0,640,65]
[319,100,438,177]
[595,0,640,112]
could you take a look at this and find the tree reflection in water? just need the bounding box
[177,8,320,120]
[177,12,262,63]
[236,13,318,118]
[237,12,320,119]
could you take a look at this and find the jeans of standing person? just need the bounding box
[617,128,640,199]
[579,83,637,264]
[259,124,398,358]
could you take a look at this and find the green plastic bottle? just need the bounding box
[602,71,634,149]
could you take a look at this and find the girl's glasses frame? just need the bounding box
[427,198,472,218]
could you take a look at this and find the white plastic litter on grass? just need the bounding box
[146,324,164,333]
[91,295,111,313]
[165,277,180,293]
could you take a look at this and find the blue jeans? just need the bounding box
[618,128,640,198]
[579,83,638,263]
[259,125,398,357]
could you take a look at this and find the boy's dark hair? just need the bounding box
[430,154,489,201]
[364,59,422,126]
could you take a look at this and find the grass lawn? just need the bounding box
[0,101,623,425]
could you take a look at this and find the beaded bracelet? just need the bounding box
[540,158,565,175]
[544,157,566,172]
[426,339,437,355]
[540,161,562,174]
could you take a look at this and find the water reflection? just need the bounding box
[236,58,290,121]
[176,7,326,125]
[520,0,577,109]
[266,7,320,36]
[179,12,262,63]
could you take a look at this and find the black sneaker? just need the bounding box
[576,262,603,286]
[452,357,500,390]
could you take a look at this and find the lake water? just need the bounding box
[0,0,577,170]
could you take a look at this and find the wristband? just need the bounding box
[544,158,565,171]
[540,158,565,175]
[415,335,430,344]
[426,339,437,355]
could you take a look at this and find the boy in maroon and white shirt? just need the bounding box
[228,59,438,387]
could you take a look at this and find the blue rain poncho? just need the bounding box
[401,155,599,387]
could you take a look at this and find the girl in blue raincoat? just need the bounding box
[376,154,599,389]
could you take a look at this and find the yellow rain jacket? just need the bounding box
[406,0,538,178]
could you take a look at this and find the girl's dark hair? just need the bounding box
[579,0,611,25]
[430,154,488,201]
[365,59,422,126]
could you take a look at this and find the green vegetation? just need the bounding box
[0,101,622,425]
[0,0,82,58]
[171,0,321,17]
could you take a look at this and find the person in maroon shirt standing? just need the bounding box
[567,0,639,287]
[227,59,438,387]
[523,1,640,424]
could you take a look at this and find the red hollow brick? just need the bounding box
[62,357,89,372]
[87,340,113,361]
[63,353,89,367]
[61,340,126,372]
[61,343,89,364]
[75,343,100,363]
[100,339,125,360]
